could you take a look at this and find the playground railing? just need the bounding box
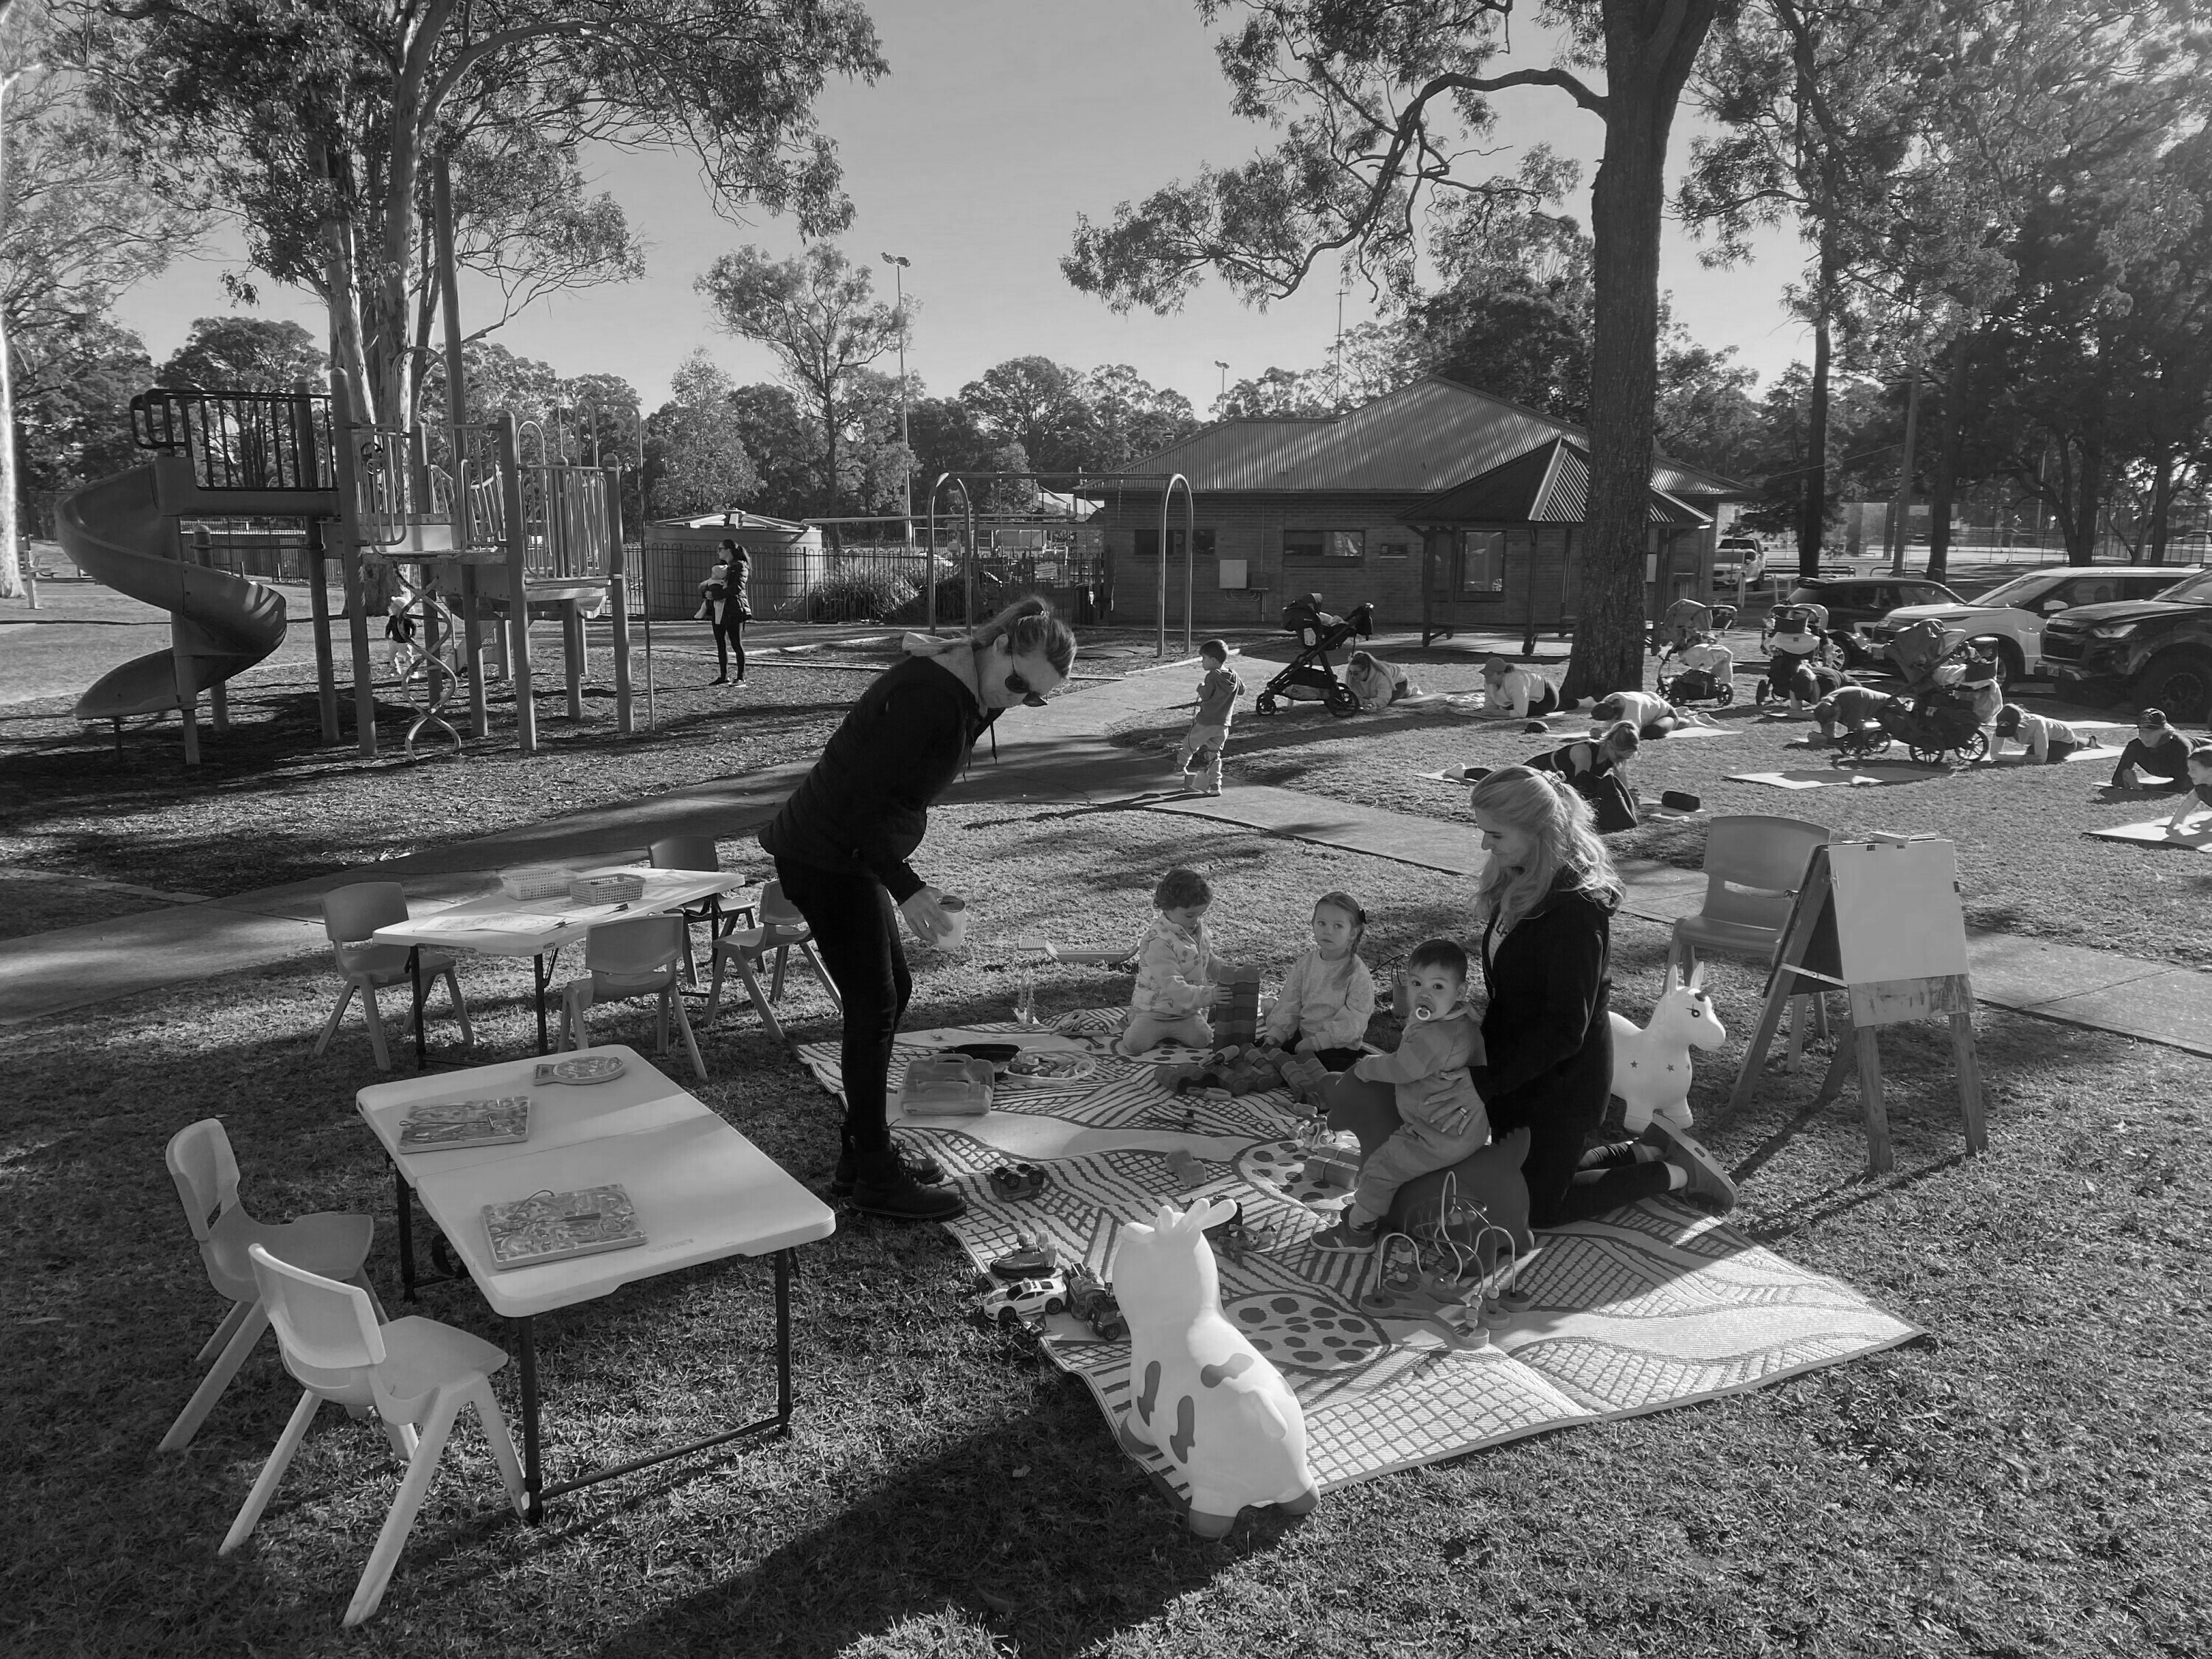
[521,465,611,581]
[131,389,334,495]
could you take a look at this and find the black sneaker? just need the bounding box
[850,1163,967,1222]
[830,1139,945,1197]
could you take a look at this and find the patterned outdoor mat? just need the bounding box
[796,1013,1923,1498]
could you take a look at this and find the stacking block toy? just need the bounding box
[1216,967,1263,1048]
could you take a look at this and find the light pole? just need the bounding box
[883,252,914,548]
[1214,360,1229,403]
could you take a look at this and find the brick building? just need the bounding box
[1093,374,1745,639]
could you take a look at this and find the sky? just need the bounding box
[111,0,1808,416]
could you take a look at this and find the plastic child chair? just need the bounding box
[222,1243,526,1626]
[555,914,706,1081]
[159,1119,379,1453]
[648,834,752,987]
[315,882,473,1072]
[703,877,840,1046]
[1666,815,1833,1067]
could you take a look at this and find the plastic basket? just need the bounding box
[569,872,647,905]
[498,864,575,901]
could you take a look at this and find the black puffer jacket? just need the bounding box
[758,643,998,900]
[1468,873,1615,1137]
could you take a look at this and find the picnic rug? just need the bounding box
[797,1011,1922,1500]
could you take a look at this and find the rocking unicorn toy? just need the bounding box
[1113,1197,1319,1537]
[1610,964,1726,1133]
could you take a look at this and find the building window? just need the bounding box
[1284,528,1364,563]
[1463,530,1505,591]
[1166,527,1217,560]
[1376,536,1411,560]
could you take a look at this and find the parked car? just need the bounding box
[1712,535,1767,589]
[2038,568,2212,717]
[1781,577,1966,667]
[1860,566,2205,680]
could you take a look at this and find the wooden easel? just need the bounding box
[1728,835,1987,1172]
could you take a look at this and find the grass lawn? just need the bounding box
[7,796,2209,1657]
[1108,644,2212,971]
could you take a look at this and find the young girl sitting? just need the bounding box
[1119,866,1222,1056]
[1262,891,1376,1072]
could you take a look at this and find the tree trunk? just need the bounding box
[1798,253,1833,583]
[1925,344,1969,582]
[2068,431,2102,564]
[1568,1,1720,700]
[2145,449,2175,564]
[0,69,21,600]
[822,386,840,518]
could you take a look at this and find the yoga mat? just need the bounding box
[2086,820,2212,852]
[1728,763,1948,790]
[798,1012,1923,1500]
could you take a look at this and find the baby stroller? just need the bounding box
[1656,634,1736,706]
[1840,686,1989,765]
[1254,594,1375,718]
[1756,602,1832,706]
[1884,618,1972,697]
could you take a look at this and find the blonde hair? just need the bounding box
[1312,889,1366,950]
[969,595,1077,675]
[1470,765,1623,928]
[1596,720,1640,765]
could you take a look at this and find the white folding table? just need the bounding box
[358,1047,835,1519]
[372,866,754,1064]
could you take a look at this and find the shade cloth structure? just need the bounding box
[159,1119,378,1452]
[220,1244,526,1625]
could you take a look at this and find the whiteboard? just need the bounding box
[1828,838,1969,984]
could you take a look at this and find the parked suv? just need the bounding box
[1712,535,1767,589]
[2039,568,2212,718]
[1860,566,2204,680]
[1781,577,1966,667]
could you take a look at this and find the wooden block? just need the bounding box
[1217,965,1264,1048]
[1303,1151,1359,1191]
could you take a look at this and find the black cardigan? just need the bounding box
[759,653,998,900]
[1469,876,1615,1134]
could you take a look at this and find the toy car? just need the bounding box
[978,1273,1068,1329]
[987,1162,1048,1200]
[1062,1262,1127,1342]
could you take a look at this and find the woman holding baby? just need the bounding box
[1326,766,1732,1231]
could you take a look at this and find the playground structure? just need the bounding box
[55,380,633,762]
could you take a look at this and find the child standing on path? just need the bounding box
[1175,639,1242,795]
[1311,940,1489,1251]
[1119,867,1222,1056]
[1263,891,1376,1072]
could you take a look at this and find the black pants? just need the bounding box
[773,859,910,1157]
[1496,1014,1669,1226]
[712,615,745,679]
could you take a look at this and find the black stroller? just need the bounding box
[1254,594,1374,718]
[1837,688,1989,765]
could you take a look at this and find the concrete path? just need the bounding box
[4,650,2208,1059]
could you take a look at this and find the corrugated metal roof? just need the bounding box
[1118,377,1750,497]
[1406,439,1708,527]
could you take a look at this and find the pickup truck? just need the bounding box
[2037,568,2212,717]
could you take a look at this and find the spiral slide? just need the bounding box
[60,465,288,720]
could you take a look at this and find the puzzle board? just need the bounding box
[797,1013,1922,1499]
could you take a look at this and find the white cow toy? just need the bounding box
[1113,1197,1318,1537]
[1610,964,1726,1133]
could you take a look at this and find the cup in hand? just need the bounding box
[932,892,970,950]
